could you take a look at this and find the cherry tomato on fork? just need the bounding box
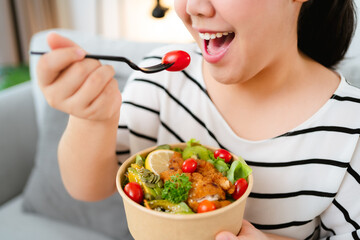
[162,50,191,71]
[197,200,216,213]
[182,158,197,173]
[232,178,248,200]
[214,149,232,163]
[124,182,144,204]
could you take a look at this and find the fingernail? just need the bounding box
[76,49,86,59]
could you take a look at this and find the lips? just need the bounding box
[199,31,235,63]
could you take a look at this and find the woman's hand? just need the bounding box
[37,32,122,121]
[216,220,295,240]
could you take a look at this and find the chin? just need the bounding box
[206,64,245,85]
[211,71,241,85]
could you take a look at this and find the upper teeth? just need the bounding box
[199,32,232,40]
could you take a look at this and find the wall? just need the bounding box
[121,0,193,43]
[56,0,99,35]
[55,0,193,43]
[0,0,19,65]
[98,0,123,39]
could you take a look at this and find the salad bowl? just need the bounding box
[116,143,253,240]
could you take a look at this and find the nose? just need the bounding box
[186,0,215,17]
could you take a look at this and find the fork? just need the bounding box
[30,51,174,74]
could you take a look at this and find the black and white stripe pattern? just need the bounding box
[116,43,360,239]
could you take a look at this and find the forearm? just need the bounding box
[58,113,120,201]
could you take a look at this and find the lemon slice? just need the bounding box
[145,149,174,175]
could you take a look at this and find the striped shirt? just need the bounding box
[116,43,360,239]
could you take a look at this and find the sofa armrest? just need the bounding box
[0,82,38,206]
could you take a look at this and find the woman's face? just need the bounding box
[174,0,303,84]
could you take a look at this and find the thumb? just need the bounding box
[216,231,238,240]
[47,32,81,50]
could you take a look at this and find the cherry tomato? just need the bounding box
[197,200,216,213]
[124,182,144,204]
[162,50,191,72]
[232,178,248,200]
[214,149,232,163]
[182,158,197,173]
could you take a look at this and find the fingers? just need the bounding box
[78,78,122,120]
[36,32,121,121]
[215,220,257,240]
[238,219,258,236]
[63,65,117,113]
[241,220,253,229]
[37,47,86,87]
[73,65,116,107]
[47,32,81,50]
[47,63,121,121]
[215,231,238,240]
[44,59,102,108]
[37,32,86,87]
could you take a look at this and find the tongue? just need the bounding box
[207,33,234,55]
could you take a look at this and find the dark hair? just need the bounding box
[298,0,357,68]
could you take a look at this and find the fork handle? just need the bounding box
[30,51,141,71]
[85,54,141,71]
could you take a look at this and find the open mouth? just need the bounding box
[199,31,235,56]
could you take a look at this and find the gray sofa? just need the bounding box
[0,28,359,240]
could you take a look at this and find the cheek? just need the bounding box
[215,0,257,20]
[174,0,187,21]
[174,0,198,39]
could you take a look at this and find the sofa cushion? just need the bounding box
[0,196,113,240]
[22,29,164,239]
[0,82,37,206]
[336,1,360,88]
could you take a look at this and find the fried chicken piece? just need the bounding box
[168,151,184,171]
[186,160,235,212]
[196,160,235,193]
[189,172,226,200]
[159,153,235,212]
[160,169,183,182]
[160,152,188,182]
[187,172,226,211]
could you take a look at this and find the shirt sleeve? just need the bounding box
[319,137,360,239]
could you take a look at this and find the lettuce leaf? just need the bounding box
[226,156,252,184]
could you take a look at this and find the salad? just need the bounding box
[122,139,252,214]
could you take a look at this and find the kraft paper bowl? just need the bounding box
[116,143,253,240]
